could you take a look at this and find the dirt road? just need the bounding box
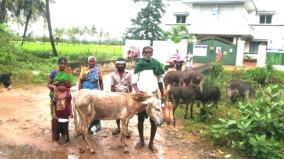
[0,74,213,159]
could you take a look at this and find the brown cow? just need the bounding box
[72,89,164,153]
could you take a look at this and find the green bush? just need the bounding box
[244,65,284,86]
[210,85,284,159]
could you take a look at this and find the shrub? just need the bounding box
[210,85,284,159]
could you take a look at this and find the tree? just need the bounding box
[54,27,65,44]
[45,0,57,56]
[0,0,7,23]
[161,24,192,43]
[125,0,165,45]
[20,0,45,45]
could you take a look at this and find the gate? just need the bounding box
[188,37,237,65]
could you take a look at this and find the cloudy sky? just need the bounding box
[13,0,140,39]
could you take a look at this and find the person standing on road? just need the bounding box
[132,46,165,152]
[78,56,104,134]
[48,57,75,141]
[110,57,132,137]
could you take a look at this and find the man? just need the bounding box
[110,57,132,137]
[132,46,165,152]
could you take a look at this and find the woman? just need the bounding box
[78,56,103,134]
[48,56,75,141]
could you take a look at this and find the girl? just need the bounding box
[52,80,72,143]
[48,57,75,141]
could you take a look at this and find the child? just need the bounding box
[52,80,73,143]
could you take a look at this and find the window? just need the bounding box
[259,15,272,24]
[249,41,260,54]
[176,15,187,23]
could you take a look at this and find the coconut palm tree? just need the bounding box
[45,0,57,56]
[20,0,45,45]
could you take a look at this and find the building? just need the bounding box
[161,0,284,66]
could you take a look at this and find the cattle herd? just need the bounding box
[163,68,255,125]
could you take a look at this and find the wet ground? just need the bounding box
[0,72,214,159]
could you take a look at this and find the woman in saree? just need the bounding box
[78,56,104,135]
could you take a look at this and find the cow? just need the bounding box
[0,73,12,90]
[225,79,255,105]
[72,89,164,154]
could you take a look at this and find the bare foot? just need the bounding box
[135,142,145,149]
[148,144,158,153]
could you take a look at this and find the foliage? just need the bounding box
[0,24,18,66]
[161,24,192,43]
[17,42,122,61]
[210,85,284,159]
[211,62,224,78]
[244,65,284,86]
[125,0,165,42]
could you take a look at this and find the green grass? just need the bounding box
[174,101,246,159]
[15,42,123,61]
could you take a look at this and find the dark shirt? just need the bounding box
[52,92,72,119]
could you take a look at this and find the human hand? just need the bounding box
[136,90,144,99]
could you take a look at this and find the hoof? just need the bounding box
[123,147,129,153]
[78,148,85,153]
[89,149,95,154]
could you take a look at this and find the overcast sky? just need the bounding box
[12,0,140,39]
[10,0,282,39]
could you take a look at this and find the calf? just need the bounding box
[168,85,198,126]
[72,89,163,153]
[0,73,12,90]
[225,79,255,105]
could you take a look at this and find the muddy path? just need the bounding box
[0,74,213,159]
